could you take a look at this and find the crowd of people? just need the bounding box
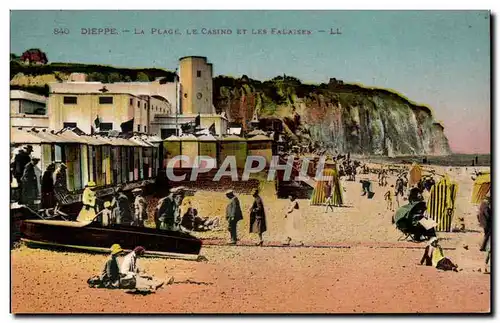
[11,144,70,210]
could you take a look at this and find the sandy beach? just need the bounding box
[11,164,491,314]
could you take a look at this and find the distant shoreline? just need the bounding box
[356,154,491,167]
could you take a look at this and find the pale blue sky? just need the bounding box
[10,10,490,153]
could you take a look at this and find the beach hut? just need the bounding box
[95,136,116,186]
[23,129,68,173]
[143,135,162,178]
[164,135,181,168]
[247,134,273,166]
[179,134,199,168]
[219,135,247,169]
[55,129,90,191]
[409,163,422,187]
[427,175,458,232]
[310,167,343,206]
[471,173,491,205]
[198,134,218,168]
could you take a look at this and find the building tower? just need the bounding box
[179,56,215,115]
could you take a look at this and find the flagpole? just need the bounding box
[175,68,179,136]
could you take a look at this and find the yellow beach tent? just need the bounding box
[409,163,422,187]
[427,175,458,232]
[310,166,343,206]
[471,173,491,205]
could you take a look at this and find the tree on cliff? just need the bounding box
[107,72,122,83]
[20,49,48,65]
[136,72,150,82]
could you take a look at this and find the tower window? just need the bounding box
[137,101,140,107]
[137,125,140,132]
[144,126,147,132]
[63,96,77,104]
[99,96,113,104]
[197,70,201,77]
[130,98,133,105]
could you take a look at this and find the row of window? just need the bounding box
[63,121,148,133]
[63,96,120,105]
[63,96,167,114]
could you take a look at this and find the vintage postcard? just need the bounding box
[9,10,491,314]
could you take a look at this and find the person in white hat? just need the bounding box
[101,201,113,227]
[77,181,97,222]
[225,190,243,244]
[100,244,123,288]
[132,188,147,227]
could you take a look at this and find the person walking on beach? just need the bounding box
[249,189,267,246]
[225,190,243,245]
[384,185,395,211]
[395,177,404,207]
[477,193,491,252]
[284,195,303,246]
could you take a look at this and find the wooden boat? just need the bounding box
[16,206,203,260]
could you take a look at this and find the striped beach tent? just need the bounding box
[427,175,458,232]
[310,167,343,206]
[409,163,422,187]
[471,173,491,205]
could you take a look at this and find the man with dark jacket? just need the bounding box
[41,163,56,209]
[226,190,243,245]
[478,194,492,251]
[156,187,185,230]
[21,157,40,208]
[112,187,132,225]
[13,145,33,190]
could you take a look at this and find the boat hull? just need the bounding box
[20,220,202,256]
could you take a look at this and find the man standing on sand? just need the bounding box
[477,193,491,252]
[112,186,132,225]
[225,190,243,245]
[157,187,185,231]
[132,188,147,227]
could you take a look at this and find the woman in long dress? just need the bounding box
[284,195,303,246]
[249,189,267,246]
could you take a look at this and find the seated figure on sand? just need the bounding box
[180,200,220,232]
[393,196,437,242]
[120,246,172,291]
[420,237,459,272]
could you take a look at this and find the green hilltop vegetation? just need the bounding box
[213,74,434,117]
[10,59,177,96]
